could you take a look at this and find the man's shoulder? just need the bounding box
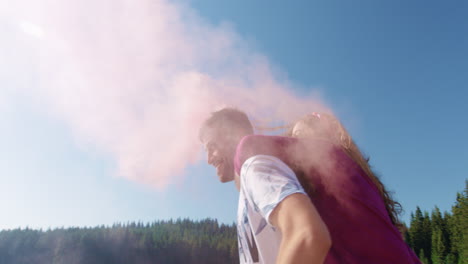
[236,135,293,157]
[238,135,295,148]
[234,135,296,174]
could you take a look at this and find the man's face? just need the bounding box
[202,130,236,183]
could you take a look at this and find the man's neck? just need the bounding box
[234,172,240,191]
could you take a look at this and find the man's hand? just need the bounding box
[270,193,331,264]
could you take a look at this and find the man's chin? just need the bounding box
[218,172,234,183]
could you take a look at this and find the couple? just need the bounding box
[199,108,421,264]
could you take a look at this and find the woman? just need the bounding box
[285,112,421,263]
[290,112,402,228]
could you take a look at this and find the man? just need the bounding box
[199,108,331,264]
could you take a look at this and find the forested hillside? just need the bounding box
[404,181,467,264]
[0,218,238,264]
[1,182,465,264]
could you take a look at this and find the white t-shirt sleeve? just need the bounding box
[240,154,307,226]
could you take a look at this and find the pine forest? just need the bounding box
[0,181,466,264]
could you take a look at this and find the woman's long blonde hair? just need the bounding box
[288,113,403,229]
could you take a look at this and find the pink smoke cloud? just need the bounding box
[2,0,330,188]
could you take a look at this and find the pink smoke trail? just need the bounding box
[1,0,329,188]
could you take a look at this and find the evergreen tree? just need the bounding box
[431,207,450,263]
[420,248,430,264]
[406,180,467,264]
[422,211,433,263]
[410,207,425,258]
[449,181,468,264]
[431,227,445,264]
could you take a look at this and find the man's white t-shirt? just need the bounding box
[237,155,307,264]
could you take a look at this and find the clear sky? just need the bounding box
[0,0,467,230]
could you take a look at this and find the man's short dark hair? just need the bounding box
[199,108,254,142]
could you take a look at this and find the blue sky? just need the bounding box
[1,0,467,230]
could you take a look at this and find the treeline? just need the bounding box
[404,181,467,264]
[0,218,238,264]
[1,184,466,264]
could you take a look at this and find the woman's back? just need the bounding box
[303,139,420,263]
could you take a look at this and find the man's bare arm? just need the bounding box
[270,193,331,264]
